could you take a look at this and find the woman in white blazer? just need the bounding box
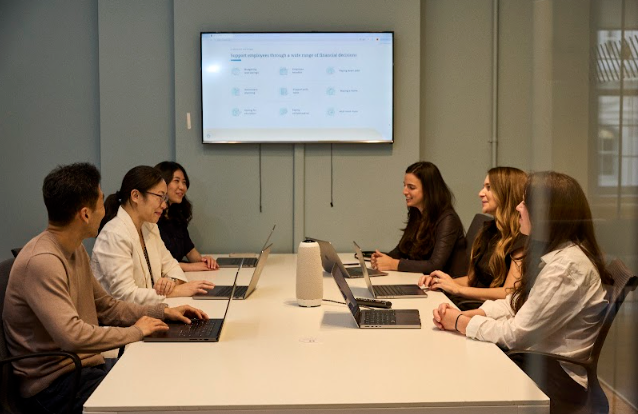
[91,166,214,305]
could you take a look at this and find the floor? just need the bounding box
[604,383,638,414]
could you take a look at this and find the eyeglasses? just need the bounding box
[146,191,169,204]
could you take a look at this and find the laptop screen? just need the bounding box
[330,263,361,321]
[307,238,341,273]
[246,244,271,294]
[353,241,374,292]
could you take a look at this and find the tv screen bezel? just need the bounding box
[199,31,394,145]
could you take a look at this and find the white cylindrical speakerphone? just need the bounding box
[296,240,323,307]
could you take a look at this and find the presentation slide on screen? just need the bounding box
[201,32,393,143]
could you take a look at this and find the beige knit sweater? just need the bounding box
[3,231,166,397]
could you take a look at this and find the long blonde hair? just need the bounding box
[468,167,527,288]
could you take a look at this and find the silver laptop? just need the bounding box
[144,271,238,342]
[353,241,428,299]
[308,237,387,278]
[217,225,275,268]
[330,263,421,329]
[194,244,271,300]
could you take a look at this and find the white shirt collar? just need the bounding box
[540,241,576,265]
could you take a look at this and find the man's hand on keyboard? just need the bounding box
[164,305,209,324]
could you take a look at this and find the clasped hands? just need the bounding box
[370,250,399,271]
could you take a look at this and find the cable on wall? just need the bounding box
[259,144,263,213]
[490,0,500,167]
[330,143,334,207]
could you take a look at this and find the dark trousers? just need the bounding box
[509,353,589,414]
[23,359,117,414]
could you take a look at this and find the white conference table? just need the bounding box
[84,253,549,414]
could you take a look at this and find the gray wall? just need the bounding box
[0,0,100,255]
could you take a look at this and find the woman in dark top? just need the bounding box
[155,161,218,272]
[371,161,467,276]
[419,167,527,301]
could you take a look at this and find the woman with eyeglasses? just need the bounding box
[431,171,612,412]
[91,165,214,305]
[155,161,218,272]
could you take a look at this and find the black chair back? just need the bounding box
[465,213,493,261]
[0,258,17,413]
[592,259,638,360]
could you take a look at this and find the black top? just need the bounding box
[469,219,527,288]
[157,216,194,261]
[388,208,467,276]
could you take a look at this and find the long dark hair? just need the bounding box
[398,161,454,258]
[155,161,193,225]
[100,165,165,232]
[511,171,612,313]
[468,167,527,288]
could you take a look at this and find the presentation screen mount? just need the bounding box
[200,32,394,144]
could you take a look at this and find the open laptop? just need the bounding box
[330,263,421,329]
[217,225,275,268]
[144,272,238,342]
[353,241,429,299]
[308,237,387,278]
[194,244,271,300]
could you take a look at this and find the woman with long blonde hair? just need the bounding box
[419,167,527,302]
[431,171,612,412]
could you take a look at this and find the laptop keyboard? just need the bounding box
[242,258,258,267]
[218,258,244,266]
[178,319,219,338]
[214,285,248,298]
[375,285,410,296]
[361,310,397,325]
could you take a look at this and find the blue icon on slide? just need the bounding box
[280,87,288,96]
[232,68,240,76]
[279,67,288,75]
[326,67,335,75]
[280,108,288,116]
[326,87,335,96]
[326,108,335,116]
[231,88,240,96]
[232,108,241,116]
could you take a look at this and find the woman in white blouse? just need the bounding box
[91,166,214,305]
[431,171,612,411]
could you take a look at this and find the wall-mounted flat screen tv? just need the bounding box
[200,32,394,144]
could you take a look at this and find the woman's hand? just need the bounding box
[153,277,176,296]
[370,250,399,271]
[182,259,219,272]
[167,280,215,297]
[432,303,461,331]
[200,256,219,270]
[420,270,461,295]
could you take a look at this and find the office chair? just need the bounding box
[506,258,638,414]
[453,213,493,310]
[464,213,493,263]
[0,257,82,414]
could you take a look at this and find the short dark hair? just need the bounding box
[42,163,101,226]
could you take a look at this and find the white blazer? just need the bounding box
[91,206,187,305]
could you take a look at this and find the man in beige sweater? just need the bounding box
[3,163,207,414]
